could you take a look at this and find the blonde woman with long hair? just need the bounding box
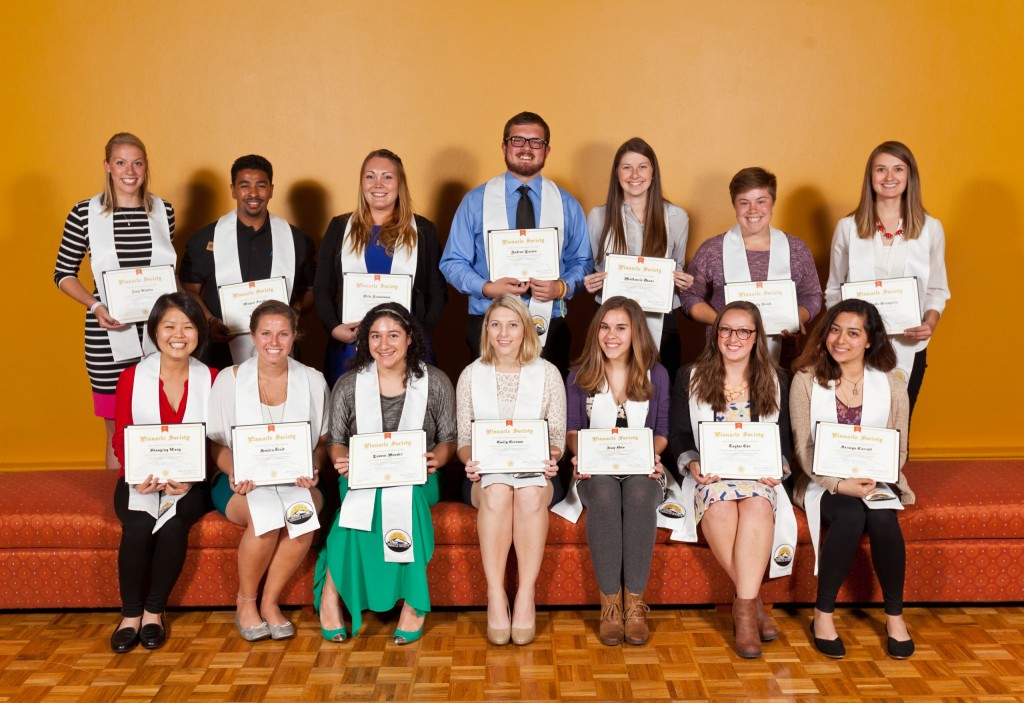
[456,295,566,646]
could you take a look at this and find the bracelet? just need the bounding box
[89,301,102,315]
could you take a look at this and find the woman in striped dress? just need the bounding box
[53,133,177,469]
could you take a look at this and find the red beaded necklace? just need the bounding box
[875,219,904,240]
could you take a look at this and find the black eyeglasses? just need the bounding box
[505,136,548,149]
[717,326,755,340]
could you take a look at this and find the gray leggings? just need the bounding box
[577,475,663,595]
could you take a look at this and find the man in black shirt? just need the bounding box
[181,155,315,368]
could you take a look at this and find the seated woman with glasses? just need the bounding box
[669,301,793,659]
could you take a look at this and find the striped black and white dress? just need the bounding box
[53,199,176,401]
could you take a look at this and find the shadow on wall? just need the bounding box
[784,184,833,290]
[174,170,221,257]
[288,180,331,369]
[428,147,477,380]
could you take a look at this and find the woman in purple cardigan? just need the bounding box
[562,296,669,647]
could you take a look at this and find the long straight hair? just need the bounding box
[689,301,780,415]
[852,141,927,241]
[571,296,657,401]
[101,132,152,215]
[595,138,669,265]
[793,298,897,387]
[345,149,418,256]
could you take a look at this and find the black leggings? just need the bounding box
[816,491,906,615]
[113,480,210,617]
[578,475,662,595]
[906,348,927,419]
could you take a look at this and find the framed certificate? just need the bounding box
[348,430,427,489]
[486,228,560,281]
[724,279,800,335]
[471,419,550,474]
[698,422,783,479]
[812,422,900,483]
[218,277,289,335]
[341,273,413,324]
[231,421,313,486]
[577,427,655,475]
[124,422,207,484]
[602,254,675,314]
[841,277,922,334]
[101,265,177,323]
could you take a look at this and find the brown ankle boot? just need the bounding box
[755,596,779,642]
[599,589,623,646]
[623,590,651,645]
[732,597,762,658]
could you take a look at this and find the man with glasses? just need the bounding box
[440,111,592,375]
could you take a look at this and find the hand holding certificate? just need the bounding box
[348,430,427,489]
[697,422,783,480]
[342,273,413,324]
[602,254,675,314]
[841,278,922,334]
[124,423,207,484]
[812,422,900,483]
[486,228,560,282]
[218,277,289,335]
[577,427,655,475]
[101,265,177,323]
[471,419,550,474]
[724,280,800,335]
[232,421,313,486]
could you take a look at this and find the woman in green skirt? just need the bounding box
[314,303,456,644]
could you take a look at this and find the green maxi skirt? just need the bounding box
[314,472,440,635]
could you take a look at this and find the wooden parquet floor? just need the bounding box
[0,605,1022,703]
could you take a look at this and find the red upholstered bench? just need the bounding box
[0,461,1021,609]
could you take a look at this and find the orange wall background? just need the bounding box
[3,1,1022,468]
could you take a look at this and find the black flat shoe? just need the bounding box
[140,622,167,650]
[110,626,139,654]
[810,621,845,659]
[886,628,915,659]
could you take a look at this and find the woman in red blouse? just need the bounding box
[110,294,215,653]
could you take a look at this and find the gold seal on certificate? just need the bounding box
[231,421,313,486]
[812,422,900,483]
[101,265,177,323]
[218,277,289,335]
[471,419,550,474]
[341,273,413,324]
[602,254,675,314]
[124,422,207,484]
[841,277,922,334]
[577,427,654,475]
[486,228,560,281]
[348,430,427,489]
[723,280,800,335]
[698,422,783,479]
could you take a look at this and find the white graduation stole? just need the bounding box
[127,353,212,531]
[213,211,296,363]
[668,369,797,578]
[339,215,418,276]
[848,224,932,380]
[234,357,320,538]
[337,362,429,563]
[804,367,890,574]
[599,207,672,347]
[482,175,565,346]
[552,375,650,523]
[722,225,791,361]
[87,194,174,361]
[471,358,548,488]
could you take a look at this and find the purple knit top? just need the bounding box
[679,232,823,321]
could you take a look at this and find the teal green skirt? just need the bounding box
[314,472,440,635]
